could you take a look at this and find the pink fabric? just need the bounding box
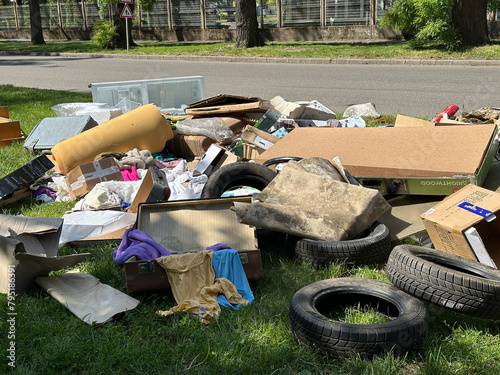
[121,166,139,181]
[154,159,184,170]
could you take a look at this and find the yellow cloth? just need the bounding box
[156,250,248,323]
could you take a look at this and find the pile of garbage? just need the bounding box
[2,76,500,348]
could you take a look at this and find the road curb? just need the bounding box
[1,50,500,66]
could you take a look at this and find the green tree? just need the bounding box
[381,0,495,50]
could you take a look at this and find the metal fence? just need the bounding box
[0,0,394,32]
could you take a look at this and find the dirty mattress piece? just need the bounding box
[232,158,390,241]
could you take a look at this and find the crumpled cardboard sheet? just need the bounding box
[232,158,391,241]
[0,214,89,294]
[36,272,139,325]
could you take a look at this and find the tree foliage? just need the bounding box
[381,0,495,50]
[380,0,459,50]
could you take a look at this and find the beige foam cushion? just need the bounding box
[51,104,173,175]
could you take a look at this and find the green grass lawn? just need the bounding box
[1,86,500,374]
[1,39,500,60]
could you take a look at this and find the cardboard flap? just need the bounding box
[15,252,90,276]
[186,94,264,108]
[36,272,139,325]
[136,197,257,253]
[185,95,268,116]
[0,214,63,257]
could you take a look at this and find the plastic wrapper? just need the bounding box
[175,117,235,142]
[51,102,123,124]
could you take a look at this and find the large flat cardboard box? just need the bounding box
[124,197,263,293]
[66,157,123,199]
[255,125,498,195]
[421,184,500,268]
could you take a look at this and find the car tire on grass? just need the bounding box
[294,221,392,269]
[386,244,500,320]
[289,277,428,359]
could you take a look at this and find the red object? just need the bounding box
[433,104,459,123]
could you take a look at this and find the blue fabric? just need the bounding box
[212,249,254,309]
[112,228,171,266]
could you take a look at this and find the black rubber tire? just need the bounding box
[262,156,303,168]
[289,277,428,359]
[386,245,500,320]
[294,221,392,269]
[200,162,277,198]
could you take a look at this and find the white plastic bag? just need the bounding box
[175,117,235,142]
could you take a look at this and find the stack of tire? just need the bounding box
[200,161,393,268]
[202,161,500,358]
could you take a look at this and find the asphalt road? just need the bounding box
[1,53,499,118]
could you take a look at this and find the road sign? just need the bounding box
[120,3,133,18]
[119,0,134,4]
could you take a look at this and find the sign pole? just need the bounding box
[126,18,129,52]
[119,0,134,52]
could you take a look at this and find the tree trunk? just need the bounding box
[235,0,265,48]
[452,0,490,46]
[29,0,45,45]
[112,3,138,49]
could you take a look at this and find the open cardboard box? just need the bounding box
[193,144,238,177]
[0,214,90,293]
[124,196,263,293]
[255,125,498,196]
[421,184,500,268]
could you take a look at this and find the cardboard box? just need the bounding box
[395,114,469,127]
[255,125,498,196]
[124,197,263,292]
[394,115,434,127]
[0,214,90,293]
[193,144,238,177]
[0,106,24,147]
[421,184,500,268]
[127,166,169,214]
[270,96,337,121]
[0,155,54,201]
[241,125,280,149]
[66,157,123,199]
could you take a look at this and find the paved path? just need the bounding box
[1,52,499,118]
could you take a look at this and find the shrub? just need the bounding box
[92,19,117,49]
[380,0,460,51]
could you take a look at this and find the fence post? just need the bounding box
[138,3,141,30]
[276,0,282,28]
[82,0,88,31]
[57,0,63,29]
[320,0,325,27]
[200,0,206,30]
[167,0,173,30]
[13,2,19,30]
